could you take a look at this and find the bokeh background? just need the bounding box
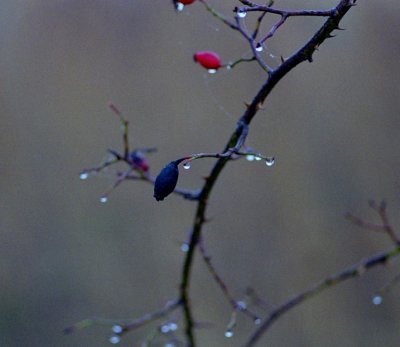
[1,1,400,346]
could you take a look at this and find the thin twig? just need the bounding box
[243,245,400,347]
[198,237,260,322]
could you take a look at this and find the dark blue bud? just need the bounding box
[153,160,181,201]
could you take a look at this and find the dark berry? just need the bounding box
[153,161,180,201]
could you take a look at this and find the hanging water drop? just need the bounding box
[207,69,217,74]
[255,156,262,161]
[224,329,234,338]
[181,243,189,252]
[246,155,255,161]
[112,325,123,334]
[226,64,232,70]
[183,162,191,170]
[176,2,185,11]
[265,157,275,167]
[254,318,261,325]
[79,172,89,180]
[109,336,120,344]
[168,322,178,331]
[236,301,247,310]
[161,324,170,333]
[255,44,264,52]
[100,196,108,203]
[372,295,383,305]
[237,9,247,18]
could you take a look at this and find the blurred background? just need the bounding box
[1,1,400,346]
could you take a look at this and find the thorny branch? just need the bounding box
[71,0,400,346]
[179,1,359,345]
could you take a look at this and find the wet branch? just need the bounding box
[178,1,357,345]
[243,245,400,347]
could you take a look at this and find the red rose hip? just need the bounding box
[193,51,221,70]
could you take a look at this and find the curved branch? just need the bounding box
[244,245,400,347]
[179,1,357,345]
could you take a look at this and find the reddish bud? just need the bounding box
[129,151,149,172]
[193,51,221,70]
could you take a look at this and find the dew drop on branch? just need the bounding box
[79,172,89,180]
[246,155,255,161]
[176,2,185,11]
[112,325,122,334]
[100,196,108,203]
[236,301,247,310]
[183,162,191,170]
[255,44,264,52]
[207,69,217,74]
[237,9,247,18]
[372,295,383,305]
[161,325,169,333]
[224,329,234,338]
[181,243,189,252]
[265,157,275,167]
[255,156,262,161]
[168,322,178,331]
[254,317,261,325]
[109,336,120,344]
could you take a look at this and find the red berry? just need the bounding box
[179,0,195,4]
[193,51,221,70]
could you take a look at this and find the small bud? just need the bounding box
[193,51,221,70]
[154,160,180,201]
[129,151,150,172]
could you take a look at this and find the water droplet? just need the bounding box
[255,44,264,52]
[226,64,232,70]
[246,155,255,162]
[168,322,178,331]
[183,162,191,170]
[207,69,217,74]
[164,344,175,347]
[161,324,170,333]
[265,157,275,167]
[224,329,234,338]
[181,243,189,252]
[237,9,247,18]
[176,2,184,11]
[372,295,383,305]
[79,172,89,180]
[100,196,108,203]
[254,318,261,325]
[236,301,247,310]
[112,325,123,334]
[109,336,120,344]
[255,156,262,161]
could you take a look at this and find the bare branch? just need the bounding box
[244,245,400,347]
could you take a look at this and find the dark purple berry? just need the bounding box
[153,160,180,201]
